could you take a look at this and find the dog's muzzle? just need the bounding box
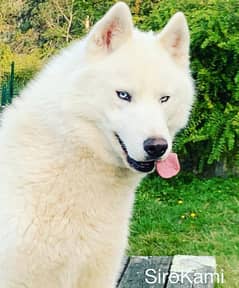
[114,133,155,173]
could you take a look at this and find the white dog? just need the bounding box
[0,2,194,287]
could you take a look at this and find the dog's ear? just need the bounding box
[158,12,190,68]
[86,2,133,58]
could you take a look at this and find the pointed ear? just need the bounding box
[86,2,133,58]
[158,12,190,67]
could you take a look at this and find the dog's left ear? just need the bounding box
[158,12,190,68]
[86,2,133,58]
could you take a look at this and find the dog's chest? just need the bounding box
[22,159,140,255]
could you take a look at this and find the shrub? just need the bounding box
[133,0,239,174]
[0,46,42,92]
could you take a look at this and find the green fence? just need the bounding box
[0,62,19,107]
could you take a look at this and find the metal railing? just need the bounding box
[0,62,18,107]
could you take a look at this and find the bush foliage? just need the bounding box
[132,0,239,174]
[0,0,238,174]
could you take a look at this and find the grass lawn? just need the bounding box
[128,173,239,288]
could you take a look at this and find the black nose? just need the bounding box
[143,138,168,159]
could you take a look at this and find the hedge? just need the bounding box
[132,0,239,175]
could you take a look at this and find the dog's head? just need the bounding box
[68,2,194,176]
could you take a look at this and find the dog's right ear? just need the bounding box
[85,2,133,59]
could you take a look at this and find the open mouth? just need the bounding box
[114,133,155,173]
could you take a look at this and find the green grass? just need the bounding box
[128,173,239,287]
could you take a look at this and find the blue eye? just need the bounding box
[160,95,170,103]
[116,90,132,102]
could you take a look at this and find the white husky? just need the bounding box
[0,2,194,288]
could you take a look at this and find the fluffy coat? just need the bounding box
[0,2,194,287]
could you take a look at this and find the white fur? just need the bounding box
[0,2,194,287]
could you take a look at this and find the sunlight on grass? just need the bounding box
[128,173,239,287]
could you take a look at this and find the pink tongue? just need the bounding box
[156,152,180,179]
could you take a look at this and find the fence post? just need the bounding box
[9,61,15,104]
[1,61,15,108]
[1,84,7,106]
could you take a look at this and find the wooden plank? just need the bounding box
[166,256,216,288]
[166,272,194,288]
[117,257,130,286]
[117,256,172,288]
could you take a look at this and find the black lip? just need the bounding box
[115,133,155,173]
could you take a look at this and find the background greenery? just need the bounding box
[0,0,238,175]
[0,1,238,286]
[132,173,239,287]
